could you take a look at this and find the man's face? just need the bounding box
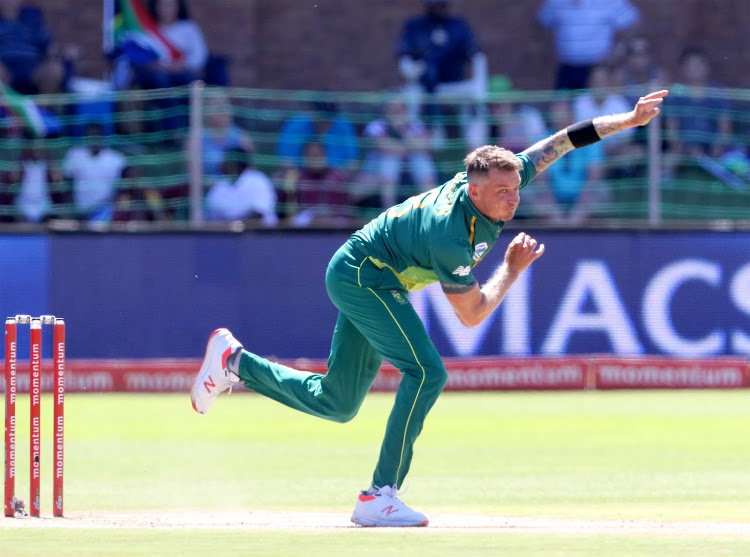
[205,98,232,129]
[424,0,449,18]
[681,54,709,85]
[85,125,104,154]
[628,38,651,71]
[25,140,43,160]
[385,100,408,127]
[0,0,21,16]
[156,0,179,24]
[220,159,242,177]
[303,143,327,170]
[468,166,521,222]
[549,100,573,130]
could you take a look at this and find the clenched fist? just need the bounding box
[504,232,545,275]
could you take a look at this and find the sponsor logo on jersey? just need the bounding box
[452,266,471,277]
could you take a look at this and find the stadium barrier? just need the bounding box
[3,230,749,360]
[1,83,749,228]
[2,356,747,394]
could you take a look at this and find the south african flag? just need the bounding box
[104,0,182,65]
[0,81,47,137]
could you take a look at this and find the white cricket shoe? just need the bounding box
[191,328,242,414]
[351,485,429,527]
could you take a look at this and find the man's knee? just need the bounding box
[329,400,360,424]
[411,362,448,393]
[320,387,364,423]
[403,360,448,390]
[428,365,448,391]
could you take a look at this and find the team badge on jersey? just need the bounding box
[473,242,488,262]
[390,290,408,304]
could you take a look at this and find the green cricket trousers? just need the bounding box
[237,239,448,488]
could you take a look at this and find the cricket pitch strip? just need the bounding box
[1,510,749,537]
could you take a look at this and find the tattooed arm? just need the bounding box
[522,90,669,174]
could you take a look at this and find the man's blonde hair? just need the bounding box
[463,145,522,182]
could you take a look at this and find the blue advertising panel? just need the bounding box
[48,232,343,358]
[0,235,49,359]
[415,230,750,359]
[0,229,740,360]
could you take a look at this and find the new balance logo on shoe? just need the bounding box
[351,485,429,527]
[203,376,216,393]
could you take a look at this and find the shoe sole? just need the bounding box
[190,328,227,414]
[350,516,429,527]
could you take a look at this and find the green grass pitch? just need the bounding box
[2,389,750,556]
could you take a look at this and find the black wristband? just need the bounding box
[566,119,601,148]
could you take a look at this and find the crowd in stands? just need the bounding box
[0,0,747,227]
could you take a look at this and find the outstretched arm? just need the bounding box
[522,90,668,175]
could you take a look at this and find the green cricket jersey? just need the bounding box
[349,153,537,293]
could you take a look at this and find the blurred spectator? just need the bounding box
[396,0,484,94]
[616,35,667,102]
[0,0,77,95]
[205,147,277,226]
[109,97,179,222]
[125,0,208,91]
[201,91,254,182]
[539,99,609,224]
[0,0,48,94]
[110,0,207,133]
[666,47,732,160]
[62,123,127,223]
[35,42,79,95]
[0,92,21,222]
[537,0,640,90]
[0,182,11,222]
[396,0,487,139]
[12,131,63,222]
[112,165,169,222]
[487,76,547,153]
[275,142,351,227]
[112,97,149,157]
[356,96,437,210]
[0,129,64,223]
[276,101,359,175]
[485,79,550,221]
[609,38,666,184]
[573,65,634,155]
[717,148,750,186]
